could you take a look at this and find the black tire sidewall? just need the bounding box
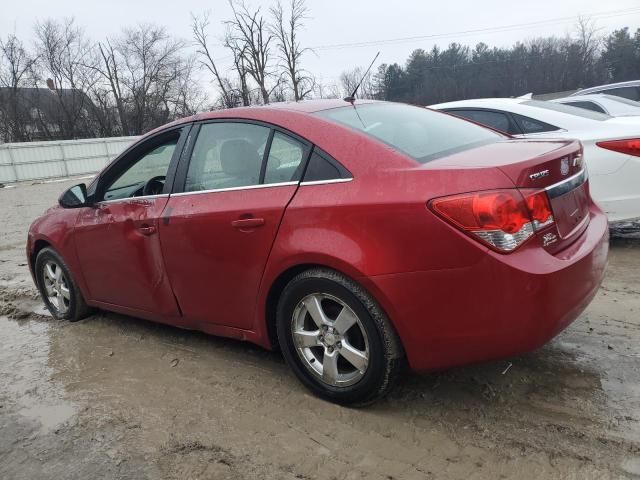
[277,274,388,405]
[35,248,79,321]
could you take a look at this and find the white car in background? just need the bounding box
[552,94,640,117]
[429,98,640,225]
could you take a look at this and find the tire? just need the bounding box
[276,268,404,406]
[35,247,92,321]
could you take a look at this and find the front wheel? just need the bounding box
[35,247,92,321]
[276,268,404,406]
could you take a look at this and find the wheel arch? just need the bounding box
[29,238,53,278]
[264,263,324,350]
[262,261,404,356]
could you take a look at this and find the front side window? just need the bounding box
[264,132,306,184]
[185,123,270,192]
[104,134,179,201]
[316,103,501,164]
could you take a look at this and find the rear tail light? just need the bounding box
[430,189,554,252]
[596,139,640,157]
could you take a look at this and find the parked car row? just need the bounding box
[430,91,640,225]
[29,93,618,405]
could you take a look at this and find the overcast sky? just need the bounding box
[2,0,640,92]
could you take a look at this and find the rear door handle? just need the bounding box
[231,218,265,229]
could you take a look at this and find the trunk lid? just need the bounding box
[425,139,590,252]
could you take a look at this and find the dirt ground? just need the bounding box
[0,178,639,480]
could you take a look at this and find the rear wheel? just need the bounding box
[35,247,92,321]
[276,268,404,406]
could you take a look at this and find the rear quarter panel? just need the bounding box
[254,160,517,347]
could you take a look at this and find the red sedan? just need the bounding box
[27,100,609,405]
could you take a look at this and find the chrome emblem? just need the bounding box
[573,154,583,168]
[560,157,570,176]
[543,232,558,247]
[529,169,549,181]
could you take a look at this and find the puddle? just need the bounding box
[0,315,76,432]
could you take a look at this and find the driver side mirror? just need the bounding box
[59,183,92,208]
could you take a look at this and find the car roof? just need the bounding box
[570,80,640,96]
[144,99,380,137]
[429,98,526,110]
[554,93,640,104]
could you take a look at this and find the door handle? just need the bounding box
[231,217,265,229]
[136,223,157,236]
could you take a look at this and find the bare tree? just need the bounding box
[313,82,340,99]
[225,32,253,106]
[96,40,129,135]
[270,0,314,101]
[192,11,238,109]
[120,24,186,133]
[227,0,274,104]
[575,16,602,85]
[168,54,208,117]
[34,18,100,139]
[0,34,39,142]
[340,67,374,99]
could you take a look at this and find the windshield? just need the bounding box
[523,100,611,121]
[315,103,501,163]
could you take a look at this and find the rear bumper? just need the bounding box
[591,157,640,222]
[361,205,609,371]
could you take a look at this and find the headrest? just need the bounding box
[220,139,261,177]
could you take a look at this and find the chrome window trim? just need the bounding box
[545,169,587,200]
[172,181,298,197]
[93,178,355,203]
[95,193,170,205]
[300,178,353,186]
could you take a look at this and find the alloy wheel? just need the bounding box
[42,260,70,315]
[291,293,370,387]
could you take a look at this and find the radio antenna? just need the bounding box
[344,51,380,103]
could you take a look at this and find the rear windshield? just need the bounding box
[315,103,501,163]
[522,100,611,121]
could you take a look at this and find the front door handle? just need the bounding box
[231,218,265,230]
[136,223,157,236]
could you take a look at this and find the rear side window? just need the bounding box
[185,123,269,192]
[563,101,606,114]
[448,109,520,135]
[512,113,559,134]
[303,148,349,182]
[316,103,501,164]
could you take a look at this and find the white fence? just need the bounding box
[0,136,139,184]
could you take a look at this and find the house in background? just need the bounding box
[0,79,98,143]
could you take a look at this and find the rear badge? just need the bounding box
[573,154,583,169]
[543,232,558,247]
[529,169,549,181]
[560,157,570,176]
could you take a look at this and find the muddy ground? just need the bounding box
[0,178,639,480]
